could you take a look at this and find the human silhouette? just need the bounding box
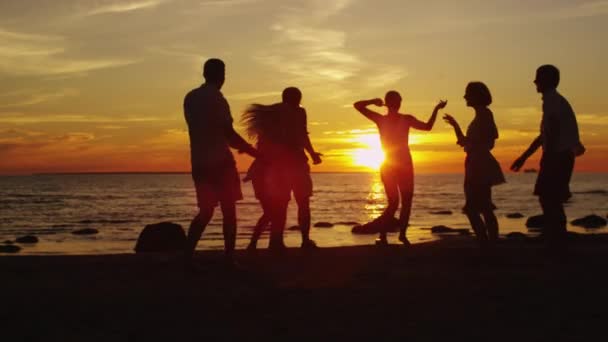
[183,58,258,269]
[511,65,585,247]
[241,87,322,251]
[354,93,447,245]
[443,82,505,247]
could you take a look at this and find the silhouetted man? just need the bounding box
[511,65,584,246]
[183,58,258,268]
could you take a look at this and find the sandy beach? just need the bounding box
[3,235,608,341]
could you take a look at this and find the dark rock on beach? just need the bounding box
[16,235,39,244]
[314,222,334,228]
[430,225,469,235]
[506,213,525,219]
[4,240,14,245]
[430,210,453,215]
[526,215,544,229]
[288,225,301,231]
[0,244,21,253]
[72,228,99,235]
[134,222,186,253]
[351,217,400,235]
[570,215,607,229]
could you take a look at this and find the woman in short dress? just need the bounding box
[444,82,505,247]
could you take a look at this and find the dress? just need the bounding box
[460,108,505,212]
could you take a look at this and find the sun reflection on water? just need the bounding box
[364,176,385,221]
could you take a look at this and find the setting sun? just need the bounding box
[351,134,385,169]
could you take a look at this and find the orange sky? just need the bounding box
[1,0,607,174]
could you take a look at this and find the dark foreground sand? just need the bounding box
[3,235,608,341]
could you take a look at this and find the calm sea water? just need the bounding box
[0,173,606,255]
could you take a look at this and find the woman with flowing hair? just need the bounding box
[242,87,322,251]
[443,82,505,248]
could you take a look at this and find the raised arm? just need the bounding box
[408,100,448,131]
[443,113,466,146]
[353,98,384,123]
[510,135,542,172]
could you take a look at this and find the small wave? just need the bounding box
[77,219,137,224]
[573,190,607,195]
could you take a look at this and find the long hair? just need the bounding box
[241,103,283,143]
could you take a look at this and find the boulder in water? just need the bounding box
[16,235,39,244]
[430,210,453,215]
[526,215,544,229]
[570,215,607,229]
[135,222,186,253]
[314,222,334,228]
[0,245,21,253]
[72,228,99,235]
[430,225,469,234]
[506,213,525,219]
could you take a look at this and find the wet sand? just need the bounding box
[2,236,608,341]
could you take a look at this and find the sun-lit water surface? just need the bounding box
[0,173,607,255]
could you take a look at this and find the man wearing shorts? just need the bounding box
[268,87,322,250]
[511,65,585,247]
[183,58,258,267]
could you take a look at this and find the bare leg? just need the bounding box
[398,174,414,245]
[540,197,567,248]
[269,200,288,251]
[379,169,399,244]
[465,209,488,247]
[482,210,499,243]
[220,201,237,260]
[184,205,214,265]
[296,196,316,248]
[248,201,271,250]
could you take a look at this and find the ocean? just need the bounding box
[1,172,606,255]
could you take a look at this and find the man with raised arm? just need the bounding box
[511,65,584,248]
[183,58,258,269]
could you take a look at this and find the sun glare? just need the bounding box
[351,134,385,169]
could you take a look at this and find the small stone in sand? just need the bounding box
[506,213,525,219]
[72,228,99,235]
[570,215,607,229]
[526,215,544,229]
[0,245,21,253]
[430,225,469,235]
[430,210,453,215]
[16,235,39,244]
[314,222,334,228]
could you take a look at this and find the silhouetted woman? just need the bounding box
[242,87,322,251]
[354,92,447,245]
[443,82,505,247]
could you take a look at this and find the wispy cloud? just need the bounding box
[0,27,138,76]
[0,113,163,124]
[85,0,165,16]
[0,89,78,108]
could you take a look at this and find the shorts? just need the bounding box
[534,151,575,203]
[192,165,242,208]
[265,161,312,203]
